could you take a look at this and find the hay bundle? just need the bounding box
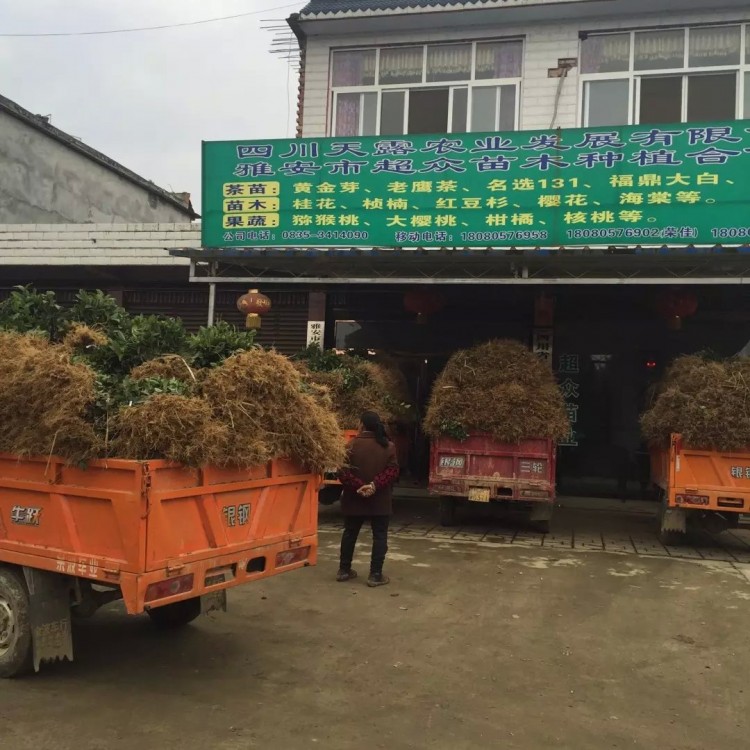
[130,354,198,384]
[296,351,411,429]
[0,331,100,463]
[111,394,229,465]
[202,349,346,473]
[424,339,569,443]
[63,323,109,352]
[641,355,750,450]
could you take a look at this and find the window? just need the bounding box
[330,40,522,136]
[585,79,630,126]
[580,24,750,126]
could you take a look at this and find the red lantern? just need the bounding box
[236,289,271,329]
[403,290,445,324]
[656,291,697,331]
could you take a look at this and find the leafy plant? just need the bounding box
[87,315,189,375]
[438,419,469,442]
[296,346,369,392]
[0,286,64,338]
[67,290,129,335]
[188,321,256,368]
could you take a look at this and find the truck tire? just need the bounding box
[440,497,458,527]
[0,567,33,678]
[147,597,201,630]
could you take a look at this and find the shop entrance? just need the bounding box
[327,285,750,499]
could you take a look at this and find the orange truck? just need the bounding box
[0,453,319,677]
[318,429,358,505]
[651,434,750,544]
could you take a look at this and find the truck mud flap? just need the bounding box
[661,506,687,535]
[22,568,73,672]
[529,503,553,523]
[201,590,227,615]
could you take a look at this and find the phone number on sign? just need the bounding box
[460,230,549,242]
[281,230,370,241]
[712,227,750,239]
[566,227,699,240]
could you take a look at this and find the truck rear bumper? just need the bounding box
[429,480,554,503]
[0,533,317,615]
[668,489,750,514]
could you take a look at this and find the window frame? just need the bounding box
[329,39,523,136]
[579,23,750,127]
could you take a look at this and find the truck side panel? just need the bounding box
[0,455,146,574]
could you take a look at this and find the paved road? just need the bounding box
[1,519,748,750]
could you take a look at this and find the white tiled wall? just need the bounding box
[300,8,747,137]
[0,223,199,265]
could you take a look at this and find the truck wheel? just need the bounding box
[0,568,33,678]
[439,497,458,527]
[147,597,201,630]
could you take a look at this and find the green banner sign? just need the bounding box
[201,120,750,249]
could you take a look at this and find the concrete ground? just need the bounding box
[1,499,749,750]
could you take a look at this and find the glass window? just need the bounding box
[408,89,450,134]
[475,41,523,79]
[331,50,376,87]
[639,76,682,124]
[451,88,468,133]
[361,93,378,136]
[498,85,517,131]
[379,47,423,85]
[746,73,750,118]
[687,73,736,121]
[747,27,750,64]
[585,79,630,126]
[380,90,406,135]
[471,86,498,131]
[426,44,471,82]
[689,26,741,67]
[634,30,685,71]
[335,94,361,137]
[581,34,631,74]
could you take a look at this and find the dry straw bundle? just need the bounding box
[296,350,411,429]
[424,339,569,443]
[0,331,100,463]
[0,330,344,472]
[111,394,229,466]
[201,349,346,473]
[130,354,198,385]
[641,354,750,450]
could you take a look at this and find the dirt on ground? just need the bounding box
[1,526,749,750]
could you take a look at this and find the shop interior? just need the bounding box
[328,285,750,499]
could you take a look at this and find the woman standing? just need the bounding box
[337,411,400,587]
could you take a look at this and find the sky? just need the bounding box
[0,0,302,212]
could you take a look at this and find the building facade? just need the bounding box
[295,0,750,138]
[0,93,195,225]
[227,0,745,493]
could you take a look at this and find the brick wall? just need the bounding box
[0,223,199,265]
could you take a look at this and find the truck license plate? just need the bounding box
[440,456,465,469]
[468,487,491,503]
